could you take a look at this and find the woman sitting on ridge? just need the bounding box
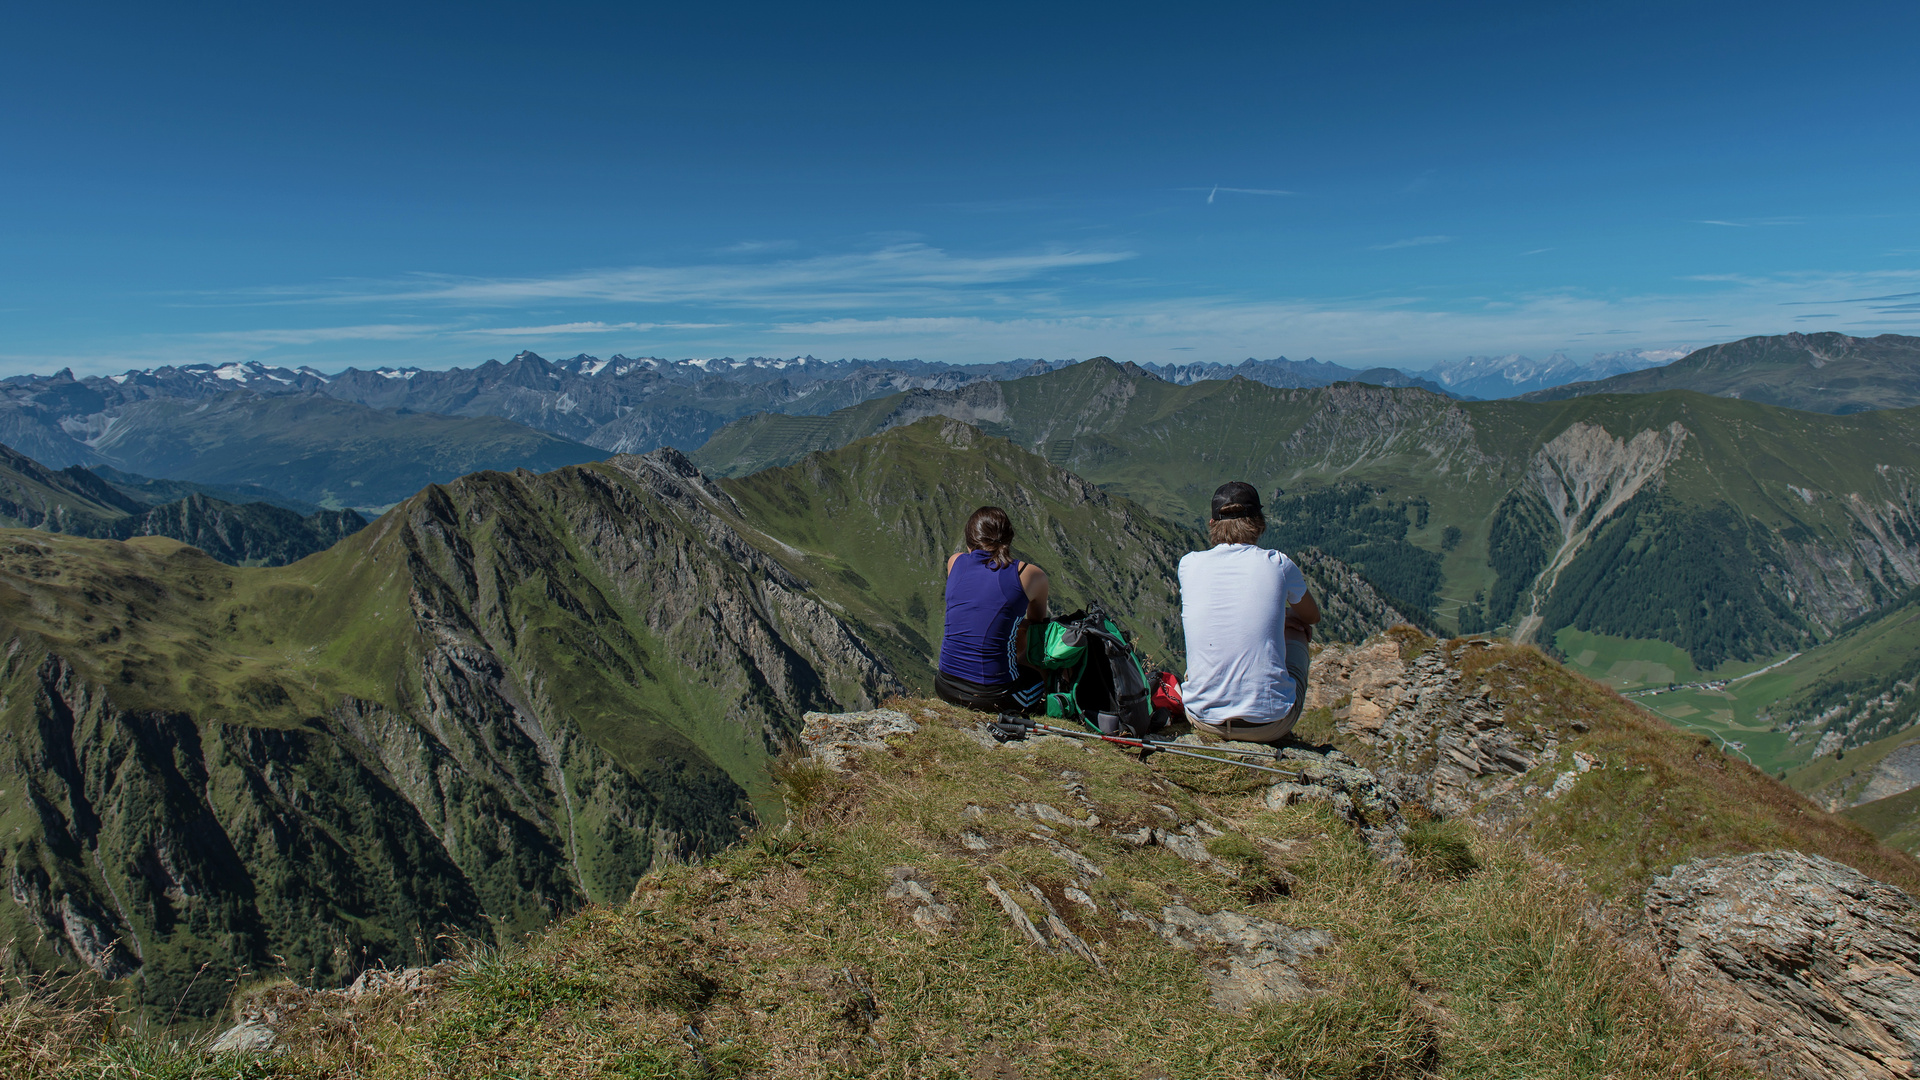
[934,506,1050,714]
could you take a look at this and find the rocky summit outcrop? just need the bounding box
[1306,637,1553,820]
[800,707,1338,1017]
[1647,851,1920,1080]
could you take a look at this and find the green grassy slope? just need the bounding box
[0,442,146,528]
[0,452,899,1017]
[718,418,1201,685]
[1522,332,1920,414]
[1845,785,1920,855]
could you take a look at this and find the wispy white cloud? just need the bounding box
[719,240,797,254]
[462,321,726,336]
[1371,235,1455,250]
[193,323,462,346]
[740,268,1920,366]
[1696,217,1803,228]
[236,243,1135,312]
[25,250,1916,378]
[1199,185,1295,203]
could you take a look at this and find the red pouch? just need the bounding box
[1150,671,1183,712]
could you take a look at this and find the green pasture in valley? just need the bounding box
[1553,627,1807,773]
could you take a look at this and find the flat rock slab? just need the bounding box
[801,709,918,771]
[1647,850,1920,1080]
[1127,904,1334,1012]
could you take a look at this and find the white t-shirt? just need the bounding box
[1178,544,1308,724]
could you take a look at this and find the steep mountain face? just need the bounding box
[114,495,367,567]
[1521,333,1920,414]
[0,442,145,529]
[1424,348,1686,399]
[0,454,896,1016]
[0,442,367,567]
[697,360,1920,679]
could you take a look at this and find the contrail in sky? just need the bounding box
[1203,185,1293,203]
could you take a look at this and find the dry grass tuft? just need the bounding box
[0,969,121,1079]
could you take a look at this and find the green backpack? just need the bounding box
[1025,606,1154,737]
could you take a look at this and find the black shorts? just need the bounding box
[934,668,1046,715]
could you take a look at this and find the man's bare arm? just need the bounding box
[1292,590,1321,625]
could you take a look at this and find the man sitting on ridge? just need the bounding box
[934,506,1050,714]
[1177,481,1320,743]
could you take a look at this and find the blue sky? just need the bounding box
[4,0,1917,375]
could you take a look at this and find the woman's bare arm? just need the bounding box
[1020,563,1050,622]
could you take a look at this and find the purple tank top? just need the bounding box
[939,551,1027,684]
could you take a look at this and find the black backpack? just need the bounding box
[1027,605,1155,738]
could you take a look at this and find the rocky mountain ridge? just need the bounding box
[0,353,1076,471]
[1521,332,1920,415]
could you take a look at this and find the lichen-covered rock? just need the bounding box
[208,962,456,1055]
[1308,640,1546,819]
[1123,904,1333,1012]
[1646,851,1920,1080]
[800,709,919,771]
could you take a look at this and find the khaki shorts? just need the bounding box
[1187,636,1310,744]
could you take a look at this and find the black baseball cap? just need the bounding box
[1210,481,1263,520]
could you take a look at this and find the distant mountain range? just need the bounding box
[0,442,364,566]
[1422,348,1689,399]
[3,334,1914,512]
[1141,356,1455,396]
[1520,332,1920,414]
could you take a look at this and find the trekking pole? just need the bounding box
[1142,737,1285,761]
[1029,722,1303,780]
